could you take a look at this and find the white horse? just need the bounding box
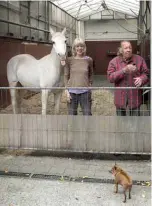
[7,27,67,115]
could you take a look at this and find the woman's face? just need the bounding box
[75,44,85,56]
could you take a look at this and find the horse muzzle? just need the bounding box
[58,54,66,66]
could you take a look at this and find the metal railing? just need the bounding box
[0,87,151,154]
[0,86,151,116]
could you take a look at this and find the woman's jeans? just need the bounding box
[68,91,92,115]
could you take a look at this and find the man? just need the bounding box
[107,41,149,116]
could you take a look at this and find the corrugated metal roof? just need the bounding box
[52,0,139,20]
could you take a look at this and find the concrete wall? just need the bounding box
[0,114,150,154]
[84,19,137,41]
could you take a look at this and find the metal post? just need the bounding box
[38,1,39,41]
[46,1,49,41]
[19,2,21,37]
[7,1,9,33]
[28,1,31,40]
[150,0,152,120]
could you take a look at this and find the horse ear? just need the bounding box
[50,27,55,36]
[62,27,66,35]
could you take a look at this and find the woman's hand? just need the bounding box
[65,90,72,103]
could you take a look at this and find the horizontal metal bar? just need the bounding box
[0,87,151,90]
[0,2,21,14]
[0,19,50,33]
[0,35,52,44]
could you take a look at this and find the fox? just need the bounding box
[109,163,132,203]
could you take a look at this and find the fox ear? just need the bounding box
[114,161,117,169]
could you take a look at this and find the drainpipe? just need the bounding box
[77,20,84,39]
[78,21,81,37]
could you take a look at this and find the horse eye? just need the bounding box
[52,41,55,44]
[65,40,67,43]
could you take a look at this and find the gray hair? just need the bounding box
[72,37,86,56]
[117,40,131,56]
[117,47,123,56]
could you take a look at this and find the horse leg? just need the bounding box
[9,82,21,114]
[54,91,62,114]
[42,89,49,115]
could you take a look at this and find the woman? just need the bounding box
[64,38,93,115]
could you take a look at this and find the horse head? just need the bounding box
[50,27,67,66]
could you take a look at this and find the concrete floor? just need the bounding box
[0,154,151,205]
[0,155,151,181]
[0,176,151,206]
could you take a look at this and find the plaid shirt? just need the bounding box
[107,54,149,109]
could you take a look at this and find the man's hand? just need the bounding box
[134,77,142,87]
[129,64,137,73]
[65,90,72,103]
[123,64,137,74]
[122,65,130,74]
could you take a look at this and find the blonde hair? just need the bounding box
[72,38,86,56]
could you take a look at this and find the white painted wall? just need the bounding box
[84,19,137,41]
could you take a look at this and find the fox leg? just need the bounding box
[123,190,127,203]
[114,183,118,193]
[129,186,132,199]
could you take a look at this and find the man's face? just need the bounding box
[121,42,132,59]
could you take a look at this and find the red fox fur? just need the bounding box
[109,163,132,203]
